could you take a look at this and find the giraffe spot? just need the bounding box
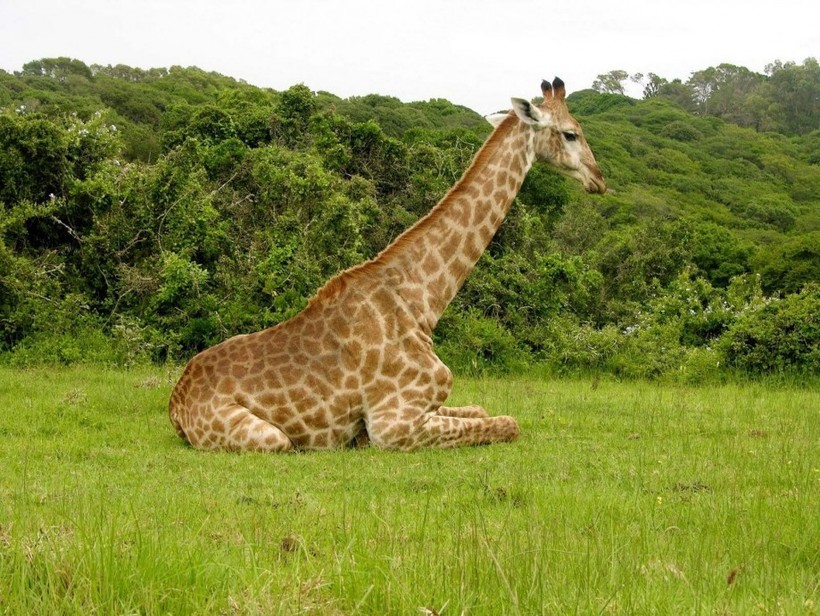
[421,253,440,277]
[217,377,237,395]
[375,395,400,412]
[372,288,395,313]
[382,314,399,339]
[478,224,495,242]
[302,337,321,356]
[312,432,329,449]
[448,260,468,287]
[258,392,288,408]
[321,331,338,352]
[302,318,322,339]
[272,408,292,426]
[433,273,449,297]
[344,375,360,390]
[264,432,279,446]
[304,409,330,430]
[287,421,308,440]
[464,185,480,198]
[463,235,482,262]
[325,365,344,385]
[211,418,226,433]
[228,346,248,363]
[362,348,382,380]
[360,320,383,346]
[471,202,487,227]
[342,341,362,372]
[481,177,495,196]
[388,422,410,438]
[401,387,425,404]
[288,386,310,405]
[443,233,461,261]
[245,375,264,392]
[369,377,397,399]
[381,355,402,379]
[279,364,301,385]
[400,365,421,383]
[328,314,351,339]
[447,199,470,225]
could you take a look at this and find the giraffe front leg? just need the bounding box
[437,405,489,418]
[367,408,519,451]
[187,403,295,452]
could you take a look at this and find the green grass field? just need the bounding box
[0,366,817,614]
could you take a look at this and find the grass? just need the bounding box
[0,366,817,614]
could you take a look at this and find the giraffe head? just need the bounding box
[492,77,607,194]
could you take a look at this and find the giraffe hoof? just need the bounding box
[495,416,520,442]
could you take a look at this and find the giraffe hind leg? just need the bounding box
[191,403,294,452]
[437,405,489,418]
[368,411,519,451]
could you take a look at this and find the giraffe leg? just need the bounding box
[191,403,294,452]
[367,409,519,451]
[437,405,489,418]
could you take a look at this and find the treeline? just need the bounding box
[593,58,819,136]
[0,58,818,379]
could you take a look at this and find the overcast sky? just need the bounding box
[1,0,817,114]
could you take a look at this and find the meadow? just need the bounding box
[0,366,817,614]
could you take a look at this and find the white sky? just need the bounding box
[1,0,817,114]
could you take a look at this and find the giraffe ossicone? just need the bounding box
[169,77,606,452]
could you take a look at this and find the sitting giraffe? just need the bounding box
[169,78,606,452]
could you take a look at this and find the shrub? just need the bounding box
[719,285,820,374]
[606,323,687,379]
[435,310,529,374]
[660,121,703,142]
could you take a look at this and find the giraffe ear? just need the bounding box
[511,98,553,128]
[485,112,509,127]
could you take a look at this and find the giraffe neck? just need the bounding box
[377,114,534,334]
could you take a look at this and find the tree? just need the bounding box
[20,57,93,81]
[642,73,668,99]
[657,79,698,112]
[592,70,630,95]
[765,58,820,135]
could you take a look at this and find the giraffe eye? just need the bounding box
[562,131,578,142]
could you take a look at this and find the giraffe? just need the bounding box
[169,77,606,452]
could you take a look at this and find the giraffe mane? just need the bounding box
[309,112,520,307]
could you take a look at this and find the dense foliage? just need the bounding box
[1,57,818,378]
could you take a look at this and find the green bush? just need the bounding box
[719,285,820,374]
[435,310,529,374]
[660,121,703,142]
[606,323,687,379]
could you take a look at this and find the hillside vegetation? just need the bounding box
[0,58,818,378]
